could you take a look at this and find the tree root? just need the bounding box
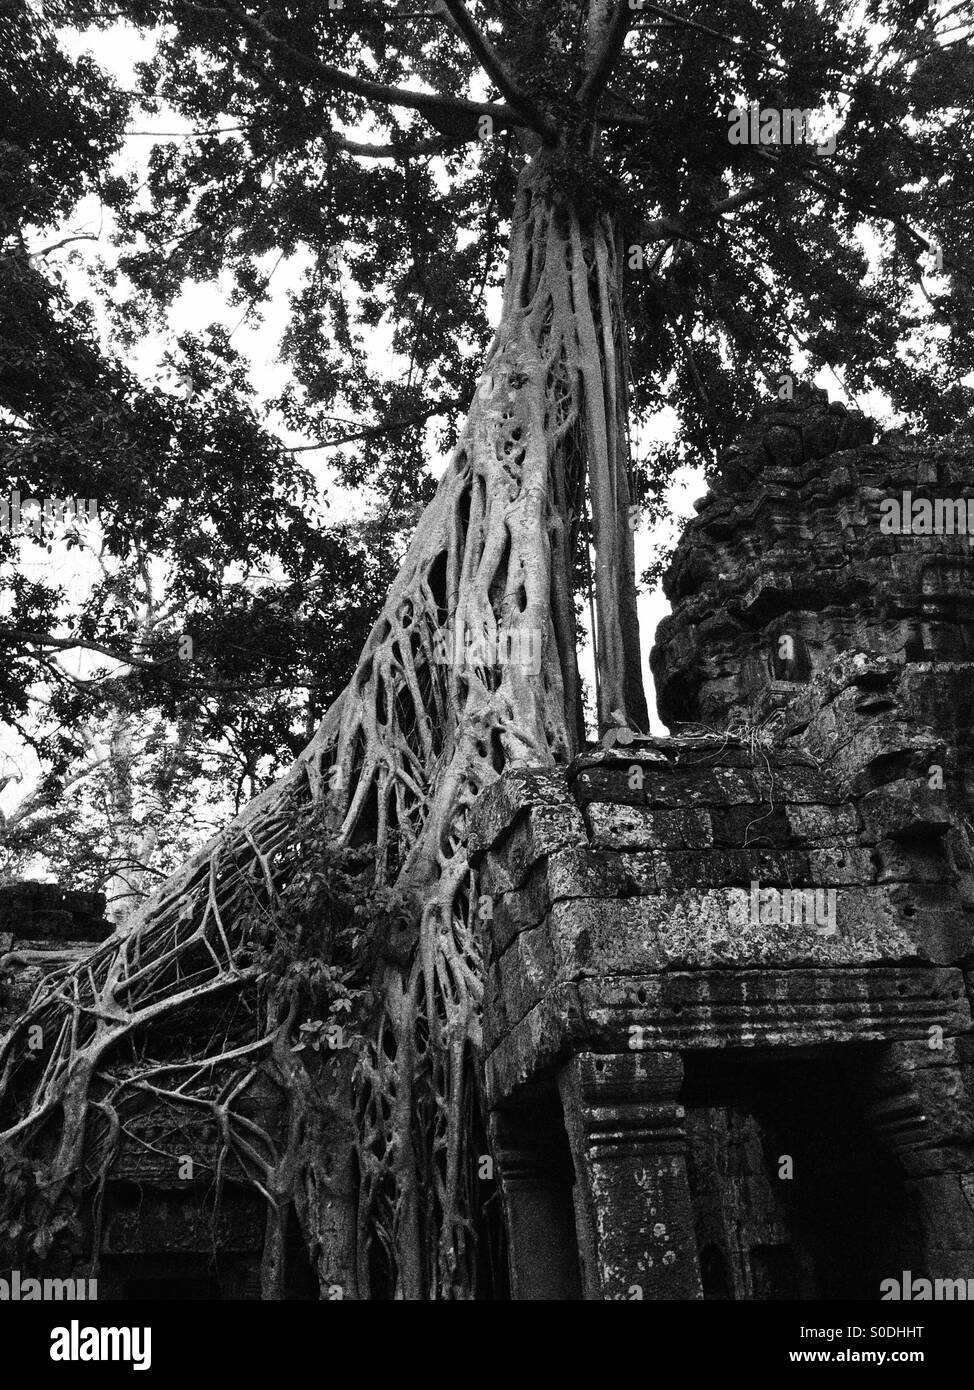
[0,155,645,1299]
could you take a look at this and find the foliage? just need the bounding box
[1,1,392,885]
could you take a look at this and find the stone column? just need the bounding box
[559,1051,702,1301]
[865,1039,974,1285]
[489,1111,582,1300]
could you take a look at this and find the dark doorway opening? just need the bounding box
[682,1046,919,1300]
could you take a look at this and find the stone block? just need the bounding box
[858,780,951,842]
[480,799,587,893]
[585,803,713,850]
[807,845,876,884]
[467,768,577,863]
[785,802,860,844]
[711,802,791,847]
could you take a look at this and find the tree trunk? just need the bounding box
[0,149,647,1299]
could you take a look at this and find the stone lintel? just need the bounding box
[485,967,970,1107]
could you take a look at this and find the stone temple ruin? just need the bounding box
[2,387,973,1298]
[0,883,313,1298]
[471,388,974,1300]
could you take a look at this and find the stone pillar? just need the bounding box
[865,1039,974,1284]
[559,1051,702,1301]
[490,1111,582,1300]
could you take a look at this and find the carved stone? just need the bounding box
[474,389,974,1298]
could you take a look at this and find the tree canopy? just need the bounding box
[1,0,390,895]
[74,0,974,461]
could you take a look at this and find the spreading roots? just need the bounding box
[0,159,645,1298]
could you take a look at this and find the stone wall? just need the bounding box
[651,389,974,732]
[0,883,308,1299]
[472,751,971,1105]
[0,881,112,1034]
[473,389,974,1299]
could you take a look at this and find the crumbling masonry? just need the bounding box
[471,389,974,1300]
[0,883,313,1298]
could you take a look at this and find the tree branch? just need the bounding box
[127,123,463,158]
[439,0,558,140]
[191,0,524,134]
[0,629,344,696]
[3,628,164,673]
[1,755,113,833]
[631,2,791,74]
[31,234,99,258]
[632,176,775,246]
[334,133,460,158]
[576,3,632,106]
[286,395,465,450]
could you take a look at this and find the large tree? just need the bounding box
[1,0,973,1299]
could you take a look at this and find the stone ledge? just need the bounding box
[485,967,971,1105]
